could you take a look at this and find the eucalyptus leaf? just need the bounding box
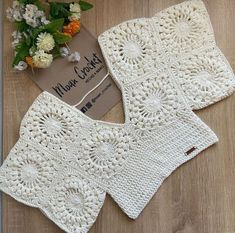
[79,0,93,11]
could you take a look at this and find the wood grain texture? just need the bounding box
[2,0,235,233]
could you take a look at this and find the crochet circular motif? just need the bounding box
[175,21,191,37]
[123,40,143,58]
[65,191,84,212]
[117,34,147,64]
[38,113,69,137]
[144,95,162,112]
[158,3,208,52]
[22,99,75,148]
[49,176,105,232]
[172,53,233,108]
[7,145,56,198]
[21,164,38,181]
[128,75,181,129]
[77,127,130,179]
[101,20,154,83]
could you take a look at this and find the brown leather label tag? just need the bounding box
[185,147,197,156]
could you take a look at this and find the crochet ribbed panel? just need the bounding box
[0,0,234,232]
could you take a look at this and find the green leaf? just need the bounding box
[32,0,44,10]
[50,2,59,17]
[79,1,93,11]
[53,32,71,44]
[40,18,65,33]
[18,0,28,4]
[25,36,32,46]
[29,45,37,55]
[49,2,71,20]
[13,42,30,67]
[31,28,41,41]
[18,0,44,9]
[30,18,65,43]
[15,21,30,32]
[51,44,61,59]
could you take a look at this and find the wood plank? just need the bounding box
[2,0,235,232]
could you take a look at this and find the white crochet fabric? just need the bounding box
[0,90,217,232]
[0,1,234,233]
[98,0,235,110]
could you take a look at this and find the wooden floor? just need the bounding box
[2,0,235,232]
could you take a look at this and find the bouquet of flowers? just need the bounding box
[6,0,93,71]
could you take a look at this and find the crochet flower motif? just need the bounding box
[119,34,147,63]
[157,1,210,53]
[76,126,130,179]
[171,49,235,109]
[99,19,155,83]
[128,74,181,130]
[3,141,57,201]
[20,96,75,150]
[38,112,70,137]
[48,172,105,232]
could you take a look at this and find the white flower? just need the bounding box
[12,31,23,48]
[36,32,55,52]
[13,10,23,21]
[60,47,69,57]
[69,3,81,21]
[68,12,81,21]
[35,10,44,18]
[6,1,24,22]
[23,4,46,28]
[12,30,22,40]
[12,1,21,8]
[12,40,20,48]
[6,8,14,22]
[70,3,81,13]
[28,19,39,28]
[14,61,28,71]
[41,16,50,25]
[33,50,53,68]
[68,52,81,62]
[25,4,38,12]
[23,7,34,19]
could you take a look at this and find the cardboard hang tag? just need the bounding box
[29,26,121,120]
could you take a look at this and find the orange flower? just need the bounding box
[63,20,81,36]
[25,56,34,67]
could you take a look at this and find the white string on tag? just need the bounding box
[73,72,110,107]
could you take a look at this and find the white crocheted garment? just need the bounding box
[98,0,235,110]
[0,1,234,233]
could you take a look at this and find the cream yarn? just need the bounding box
[98,0,235,110]
[0,0,234,232]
